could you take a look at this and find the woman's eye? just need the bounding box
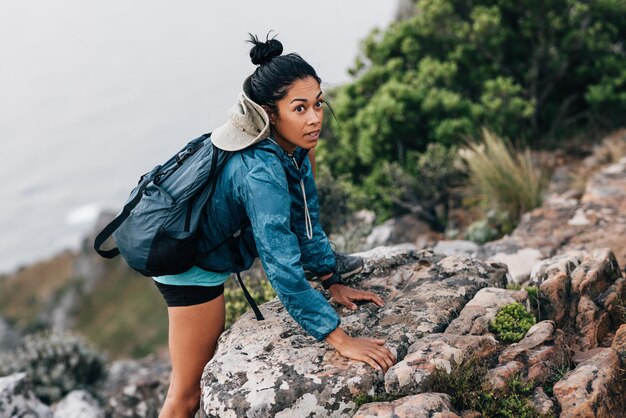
[315,100,324,108]
[295,105,305,112]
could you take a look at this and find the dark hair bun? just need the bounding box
[248,32,283,66]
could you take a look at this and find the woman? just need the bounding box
[154,34,396,418]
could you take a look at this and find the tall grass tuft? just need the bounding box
[462,129,545,220]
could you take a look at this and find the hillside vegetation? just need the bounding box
[318,0,626,231]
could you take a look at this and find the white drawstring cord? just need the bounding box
[300,180,313,239]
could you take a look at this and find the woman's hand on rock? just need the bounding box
[325,328,396,373]
[328,284,384,311]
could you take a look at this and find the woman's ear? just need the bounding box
[262,105,275,125]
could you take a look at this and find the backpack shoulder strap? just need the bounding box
[93,179,151,259]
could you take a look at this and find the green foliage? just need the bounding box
[491,302,536,342]
[464,208,514,243]
[462,129,545,221]
[353,392,403,409]
[316,164,368,234]
[0,331,107,404]
[543,360,572,397]
[320,0,626,220]
[355,143,464,225]
[429,355,487,410]
[429,356,547,417]
[224,276,276,329]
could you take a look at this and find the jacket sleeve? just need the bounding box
[295,157,336,275]
[240,157,340,341]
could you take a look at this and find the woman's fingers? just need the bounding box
[357,353,383,373]
[368,343,396,369]
[365,349,393,372]
[351,290,385,307]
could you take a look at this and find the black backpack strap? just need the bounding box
[94,180,151,259]
[235,272,264,321]
[225,227,264,321]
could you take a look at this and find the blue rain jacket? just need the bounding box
[196,137,340,341]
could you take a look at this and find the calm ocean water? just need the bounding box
[0,0,397,274]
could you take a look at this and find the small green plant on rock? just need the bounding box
[543,359,571,397]
[0,331,106,404]
[491,302,536,343]
[353,392,404,409]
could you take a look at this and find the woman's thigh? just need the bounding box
[166,294,226,395]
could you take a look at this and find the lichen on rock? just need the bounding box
[200,247,507,417]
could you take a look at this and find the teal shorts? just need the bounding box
[153,266,230,287]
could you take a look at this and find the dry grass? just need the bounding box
[461,128,546,220]
[0,251,76,329]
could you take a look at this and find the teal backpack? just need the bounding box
[94,133,264,320]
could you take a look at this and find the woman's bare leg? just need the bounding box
[159,295,225,418]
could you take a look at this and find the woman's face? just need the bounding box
[267,76,324,154]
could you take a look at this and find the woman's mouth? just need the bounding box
[305,130,320,140]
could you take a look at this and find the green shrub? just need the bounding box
[315,164,368,235]
[464,208,515,244]
[491,302,536,342]
[358,143,465,226]
[224,276,276,329]
[353,392,403,409]
[464,218,499,244]
[429,356,544,417]
[428,355,487,410]
[462,129,545,221]
[0,331,106,404]
[322,0,626,183]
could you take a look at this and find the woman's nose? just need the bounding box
[307,109,320,125]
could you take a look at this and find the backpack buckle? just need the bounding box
[176,143,204,165]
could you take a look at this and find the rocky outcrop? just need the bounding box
[353,393,460,418]
[477,147,626,286]
[532,249,625,351]
[53,390,104,418]
[200,247,507,417]
[553,348,626,417]
[0,373,52,418]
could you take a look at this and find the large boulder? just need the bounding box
[0,373,52,418]
[200,247,507,417]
